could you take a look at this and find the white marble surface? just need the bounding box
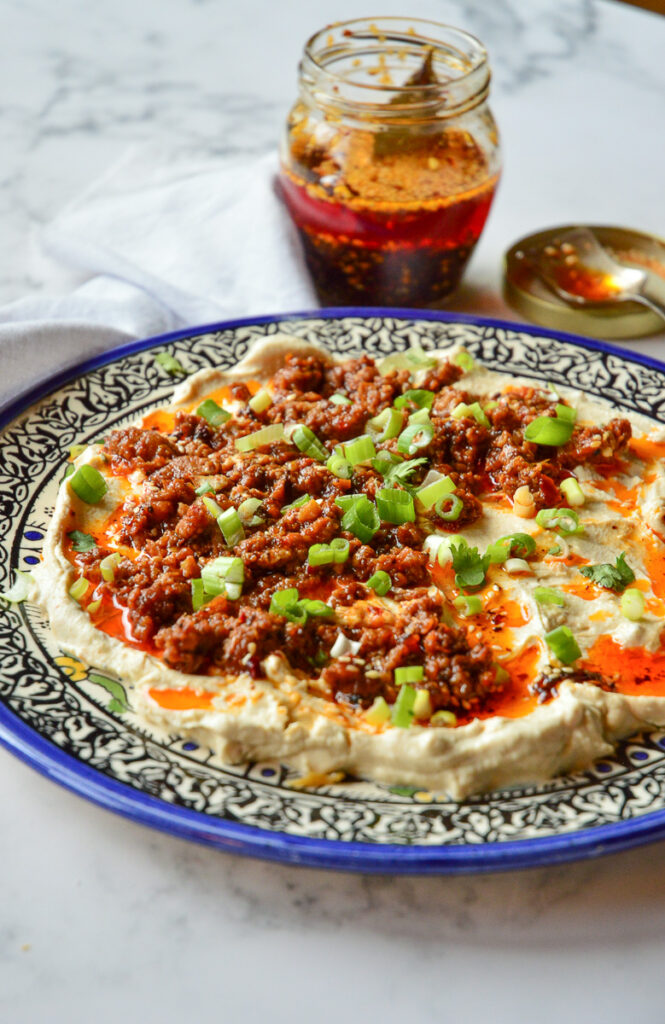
[3,1,665,1021]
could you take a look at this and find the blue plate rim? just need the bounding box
[3,305,665,874]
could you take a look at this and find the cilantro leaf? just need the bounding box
[579,552,636,593]
[450,540,491,591]
[67,530,96,553]
[383,457,428,487]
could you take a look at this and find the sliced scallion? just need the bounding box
[343,434,376,467]
[237,497,263,526]
[100,552,122,583]
[281,494,311,514]
[218,507,245,547]
[330,393,352,406]
[269,588,306,624]
[454,594,482,616]
[431,709,457,727]
[196,399,231,426]
[397,421,434,455]
[248,389,272,414]
[560,477,585,507]
[155,351,187,376]
[299,598,334,618]
[621,588,645,621]
[376,487,415,525]
[534,587,565,606]
[365,696,391,725]
[366,570,391,596]
[195,480,215,496]
[525,415,574,446]
[536,507,583,536]
[191,578,212,612]
[413,689,433,720]
[545,625,581,664]
[201,556,244,597]
[202,494,223,519]
[335,495,380,543]
[326,452,353,479]
[434,493,463,522]
[451,401,490,428]
[69,443,87,460]
[292,425,329,462]
[394,389,435,411]
[86,599,101,615]
[69,577,90,602]
[395,665,424,685]
[330,538,350,563]
[69,464,107,504]
[391,684,417,728]
[415,473,455,510]
[235,423,285,452]
[505,557,532,574]
[487,533,537,564]
[452,349,474,372]
[366,406,403,441]
[555,403,577,423]
[0,570,33,604]
[308,543,335,567]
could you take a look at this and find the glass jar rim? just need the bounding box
[300,17,490,119]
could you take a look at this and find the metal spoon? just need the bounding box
[534,226,665,325]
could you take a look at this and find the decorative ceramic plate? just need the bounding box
[4,309,665,874]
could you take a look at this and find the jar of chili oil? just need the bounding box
[279,17,501,308]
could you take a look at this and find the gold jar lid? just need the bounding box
[503,224,665,339]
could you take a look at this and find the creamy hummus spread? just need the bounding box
[32,335,665,799]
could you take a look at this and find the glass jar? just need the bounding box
[278,17,501,308]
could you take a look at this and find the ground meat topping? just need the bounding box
[75,347,633,723]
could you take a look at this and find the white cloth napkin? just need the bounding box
[0,146,317,409]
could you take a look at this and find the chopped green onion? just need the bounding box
[201,556,244,597]
[549,545,563,556]
[308,543,335,567]
[394,389,435,411]
[196,399,231,426]
[431,709,457,727]
[237,497,263,525]
[0,570,33,604]
[155,351,187,376]
[536,507,583,536]
[269,588,301,619]
[395,665,424,685]
[454,594,482,616]
[560,477,585,507]
[191,578,212,612]
[415,473,455,510]
[621,588,645,621]
[218,507,245,547]
[292,425,329,462]
[555,403,577,423]
[451,401,490,428]
[195,480,215,496]
[335,495,380,543]
[69,577,90,602]
[487,532,537,564]
[545,625,581,664]
[366,570,391,596]
[235,423,285,452]
[366,406,403,441]
[505,558,532,574]
[408,408,431,426]
[202,494,223,519]
[69,464,107,504]
[69,443,87,460]
[406,343,438,370]
[452,349,475,372]
[63,464,75,480]
[326,452,352,479]
[299,598,335,618]
[413,690,433,720]
[376,487,415,524]
[87,599,101,615]
[281,494,311,514]
[534,587,565,606]
[397,421,434,455]
[343,434,376,467]
[330,392,352,406]
[365,696,391,725]
[435,493,463,522]
[248,389,272,414]
[225,582,242,601]
[391,684,417,728]
[525,415,574,446]
[100,552,122,583]
[67,530,96,553]
[330,538,350,563]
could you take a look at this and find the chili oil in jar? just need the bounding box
[279,17,501,308]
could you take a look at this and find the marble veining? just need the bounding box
[2,0,665,1020]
